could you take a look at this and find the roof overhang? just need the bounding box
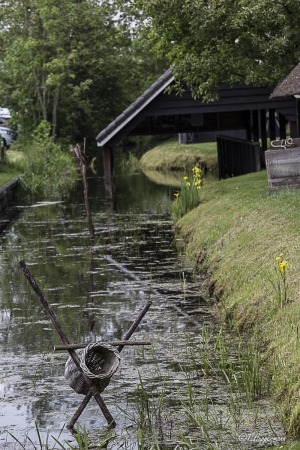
[96,69,174,147]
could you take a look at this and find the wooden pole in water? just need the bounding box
[66,300,152,428]
[71,143,94,242]
[18,260,116,427]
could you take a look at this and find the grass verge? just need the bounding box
[0,167,22,188]
[175,169,300,436]
[139,139,218,173]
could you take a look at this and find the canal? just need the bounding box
[0,157,285,449]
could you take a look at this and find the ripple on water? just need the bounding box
[0,173,286,449]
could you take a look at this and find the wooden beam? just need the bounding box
[54,341,152,351]
[279,113,286,140]
[269,109,276,141]
[260,109,267,168]
[252,110,259,142]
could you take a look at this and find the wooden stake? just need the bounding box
[18,260,115,427]
[67,301,152,428]
[54,340,152,351]
[71,143,94,242]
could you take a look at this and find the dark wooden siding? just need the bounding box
[100,83,296,147]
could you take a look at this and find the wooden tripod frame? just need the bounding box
[19,260,152,429]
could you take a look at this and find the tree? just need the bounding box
[0,0,144,141]
[134,0,300,101]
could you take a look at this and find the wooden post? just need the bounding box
[18,260,115,427]
[252,110,259,142]
[260,109,267,151]
[290,120,298,138]
[245,111,252,141]
[71,144,94,242]
[103,147,114,200]
[260,109,267,168]
[279,113,286,140]
[67,301,152,428]
[269,109,276,141]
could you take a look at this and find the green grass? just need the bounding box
[175,170,300,437]
[139,139,218,173]
[6,149,25,163]
[267,443,300,450]
[0,167,22,187]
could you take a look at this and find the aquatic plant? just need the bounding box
[171,166,203,222]
[8,422,112,449]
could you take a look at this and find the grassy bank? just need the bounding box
[0,168,23,187]
[174,169,300,436]
[139,139,218,173]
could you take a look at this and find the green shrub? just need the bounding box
[12,121,78,201]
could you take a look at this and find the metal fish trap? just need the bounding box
[65,342,121,395]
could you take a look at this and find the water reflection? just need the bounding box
[0,161,284,449]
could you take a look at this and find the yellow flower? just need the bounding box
[183,176,188,180]
[186,182,191,187]
[279,261,288,272]
[174,192,179,198]
[196,186,201,190]
[275,256,281,262]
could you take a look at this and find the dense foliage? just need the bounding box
[135,0,300,101]
[10,121,78,200]
[0,0,166,142]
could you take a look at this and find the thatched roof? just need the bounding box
[270,63,300,99]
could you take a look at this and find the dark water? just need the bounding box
[0,160,285,449]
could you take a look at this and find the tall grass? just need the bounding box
[175,170,300,435]
[9,121,78,201]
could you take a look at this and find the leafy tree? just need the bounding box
[0,0,151,142]
[134,0,300,100]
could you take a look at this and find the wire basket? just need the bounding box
[64,342,121,395]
